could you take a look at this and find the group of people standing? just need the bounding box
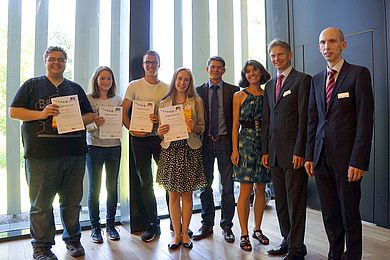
[9,26,373,260]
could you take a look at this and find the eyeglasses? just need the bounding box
[143,60,158,65]
[46,57,67,63]
[209,65,224,71]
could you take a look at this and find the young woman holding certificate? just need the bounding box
[86,66,122,243]
[156,68,207,250]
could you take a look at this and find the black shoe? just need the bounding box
[141,225,161,242]
[222,228,235,242]
[282,253,305,260]
[91,227,103,243]
[66,241,85,257]
[183,241,193,249]
[192,226,213,241]
[33,246,58,260]
[170,222,193,238]
[267,244,288,255]
[168,241,182,250]
[106,226,120,240]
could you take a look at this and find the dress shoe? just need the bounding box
[183,241,193,249]
[168,241,182,250]
[267,244,288,255]
[222,228,235,242]
[192,226,213,241]
[282,253,304,260]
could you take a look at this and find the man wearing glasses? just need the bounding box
[122,50,169,242]
[194,56,239,243]
[9,46,95,259]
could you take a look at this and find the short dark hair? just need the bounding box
[207,56,226,67]
[268,38,291,53]
[143,50,160,64]
[239,60,271,88]
[43,46,68,61]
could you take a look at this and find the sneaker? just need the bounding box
[91,227,103,243]
[66,241,85,257]
[141,225,161,242]
[33,246,58,260]
[106,226,120,240]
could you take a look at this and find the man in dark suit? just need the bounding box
[305,27,374,260]
[193,56,239,243]
[262,39,311,260]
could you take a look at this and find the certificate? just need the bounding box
[159,105,189,142]
[98,106,123,139]
[129,100,155,132]
[51,95,85,134]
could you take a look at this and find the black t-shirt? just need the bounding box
[10,76,93,159]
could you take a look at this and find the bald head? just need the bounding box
[318,27,346,67]
[319,27,345,42]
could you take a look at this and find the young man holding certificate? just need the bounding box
[122,50,169,242]
[9,46,94,259]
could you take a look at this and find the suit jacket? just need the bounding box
[262,68,312,168]
[305,61,374,171]
[196,81,239,138]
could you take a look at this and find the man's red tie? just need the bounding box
[326,69,336,106]
[275,74,284,100]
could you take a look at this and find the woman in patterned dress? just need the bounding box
[157,68,206,250]
[231,60,271,251]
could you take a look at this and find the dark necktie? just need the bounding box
[275,74,284,100]
[326,69,336,106]
[210,85,219,136]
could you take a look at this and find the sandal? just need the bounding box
[240,235,252,251]
[253,229,269,245]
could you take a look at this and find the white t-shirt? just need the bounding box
[124,78,169,109]
[86,94,122,147]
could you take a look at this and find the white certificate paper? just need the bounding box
[159,105,189,142]
[129,100,155,132]
[51,95,85,134]
[98,106,123,139]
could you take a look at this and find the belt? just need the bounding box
[208,134,229,142]
[240,120,261,129]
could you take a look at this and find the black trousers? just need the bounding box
[315,153,362,260]
[271,164,308,257]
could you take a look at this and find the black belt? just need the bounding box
[208,134,229,142]
[240,120,261,129]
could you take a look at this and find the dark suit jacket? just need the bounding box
[305,61,374,171]
[262,68,312,168]
[196,81,239,138]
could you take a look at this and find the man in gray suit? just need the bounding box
[262,39,311,260]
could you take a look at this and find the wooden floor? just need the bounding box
[1,201,389,260]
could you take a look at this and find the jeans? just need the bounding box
[200,138,235,229]
[131,136,161,227]
[25,155,85,248]
[87,145,121,228]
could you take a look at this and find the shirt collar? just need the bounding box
[208,80,223,88]
[328,59,344,74]
[277,65,293,78]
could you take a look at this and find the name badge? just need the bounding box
[337,92,349,99]
[283,90,292,97]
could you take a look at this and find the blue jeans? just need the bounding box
[86,145,121,228]
[200,138,235,229]
[131,136,161,227]
[25,155,85,248]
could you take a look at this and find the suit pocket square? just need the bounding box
[338,92,349,99]
[283,90,292,97]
